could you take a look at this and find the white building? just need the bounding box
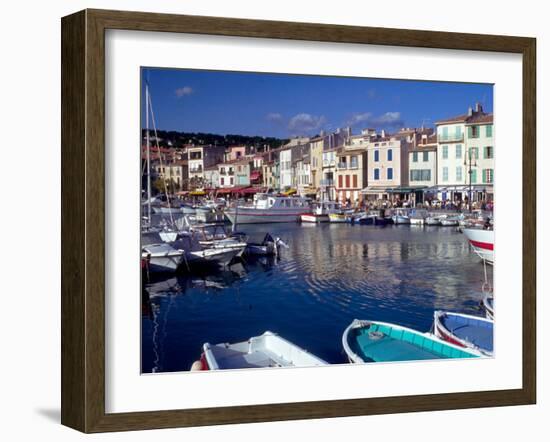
[279,148,293,190]
[363,133,409,202]
[436,104,493,203]
[408,133,437,204]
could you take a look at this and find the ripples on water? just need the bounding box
[141,223,493,373]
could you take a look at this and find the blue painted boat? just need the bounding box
[482,295,494,320]
[433,311,493,356]
[342,319,480,363]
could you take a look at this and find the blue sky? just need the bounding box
[141,67,493,138]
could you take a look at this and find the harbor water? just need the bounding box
[141,223,492,373]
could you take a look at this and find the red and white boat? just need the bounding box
[462,228,494,264]
[300,201,342,223]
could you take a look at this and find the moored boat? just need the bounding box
[300,201,341,223]
[194,331,328,370]
[440,215,460,226]
[433,311,493,356]
[425,215,442,226]
[342,319,480,363]
[141,242,185,274]
[244,233,286,256]
[462,228,494,264]
[328,212,347,223]
[225,194,311,224]
[482,294,494,320]
[391,209,411,225]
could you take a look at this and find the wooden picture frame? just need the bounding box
[61,8,536,433]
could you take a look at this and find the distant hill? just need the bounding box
[142,129,288,151]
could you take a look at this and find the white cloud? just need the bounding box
[266,112,283,123]
[175,86,194,98]
[288,113,327,135]
[345,111,404,129]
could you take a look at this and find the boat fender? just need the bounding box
[368,331,385,340]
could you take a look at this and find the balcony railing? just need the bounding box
[337,162,348,169]
[438,134,464,143]
[349,162,359,169]
[320,179,334,187]
[189,167,203,173]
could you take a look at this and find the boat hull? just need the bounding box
[433,311,493,356]
[328,213,347,223]
[225,209,308,224]
[301,214,329,223]
[342,319,480,363]
[201,331,328,370]
[462,228,494,264]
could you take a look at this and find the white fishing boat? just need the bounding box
[141,242,185,273]
[193,331,328,370]
[462,228,494,264]
[440,215,460,226]
[225,194,311,224]
[300,201,341,223]
[425,215,443,225]
[173,232,244,267]
[391,209,411,224]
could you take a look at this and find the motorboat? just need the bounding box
[342,319,480,363]
[225,194,311,224]
[462,228,494,264]
[141,242,185,274]
[300,201,341,223]
[193,331,328,370]
[243,233,287,256]
[440,215,460,227]
[425,215,443,226]
[391,209,411,225]
[433,311,493,356]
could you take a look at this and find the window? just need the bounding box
[456,166,463,181]
[230,177,234,185]
[484,146,493,159]
[470,169,477,184]
[374,150,379,162]
[421,170,431,181]
[374,168,380,180]
[486,125,493,137]
[412,152,418,162]
[387,149,393,161]
[456,145,462,159]
[423,151,429,162]
[220,177,225,186]
[387,168,393,180]
[442,145,448,159]
[468,147,479,160]
[350,156,358,168]
[443,167,448,182]
[483,169,494,183]
[352,175,357,188]
[345,175,350,188]
[442,127,449,140]
[468,125,480,138]
[455,126,462,139]
[338,175,343,188]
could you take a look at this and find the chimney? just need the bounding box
[381,129,386,137]
[468,106,473,117]
[475,102,482,113]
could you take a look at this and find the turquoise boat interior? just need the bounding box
[349,323,478,362]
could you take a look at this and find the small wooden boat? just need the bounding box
[482,294,494,320]
[328,212,347,223]
[433,311,493,356]
[300,201,341,223]
[342,319,480,363]
[391,209,411,224]
[194,331,328,370]
[244,233,286,256]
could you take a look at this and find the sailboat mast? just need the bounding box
[146,84,152,226]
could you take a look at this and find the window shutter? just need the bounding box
[468,126,473,138]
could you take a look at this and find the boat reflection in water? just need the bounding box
[141,223,492,374]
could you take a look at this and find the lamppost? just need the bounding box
[465,147,477,213]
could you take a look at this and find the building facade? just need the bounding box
[436,104,493,203]
[335,146,368,205]
[408,133,437,204]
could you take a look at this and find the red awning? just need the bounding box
[215,188,233,195]
[241,187,264,195]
